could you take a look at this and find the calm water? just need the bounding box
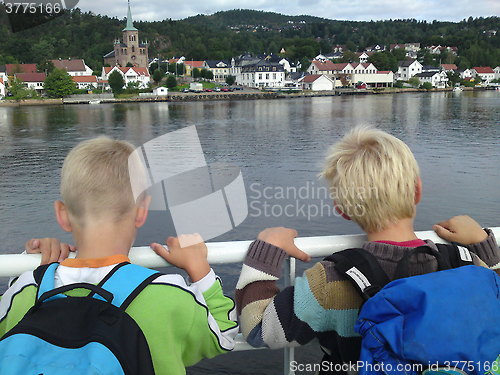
[0,92,499,374]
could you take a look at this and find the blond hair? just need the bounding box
[60,137,137,225]
[320,126,420,233]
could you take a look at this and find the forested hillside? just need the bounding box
[0,7,498,71]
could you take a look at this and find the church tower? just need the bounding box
[103,0,149,68]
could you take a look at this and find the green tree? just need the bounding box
[166,75,177,88]
[421,82,433,90]
[108,70,125,95]
[126,62,134,67]
[446,71,461,86]
[339,51,358,63]
[37,60,55,75]
[225,75,236,85]
[192,68,201,78]
[8,77,38,100]
[44,68,76,98]
[408,76,420,87]
[153,69,163,84]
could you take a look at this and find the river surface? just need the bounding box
[0,91,499,374]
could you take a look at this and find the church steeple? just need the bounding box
[123,0,138,31]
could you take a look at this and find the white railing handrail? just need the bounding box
[1,228,499,374]
[1,228,498,278]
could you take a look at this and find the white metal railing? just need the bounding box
[1,228,499,375]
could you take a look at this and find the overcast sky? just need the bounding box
[77,0,499,23]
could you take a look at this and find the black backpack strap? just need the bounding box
[436,243,474,268]
[325,248,391,300]
[393,245,453,279]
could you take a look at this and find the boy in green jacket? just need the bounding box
[0,136,238,374]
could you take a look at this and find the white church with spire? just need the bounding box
[103,0,149,68]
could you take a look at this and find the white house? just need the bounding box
[239,60,285,88]
[51,59,93,76]
[414,71,448,88]
[0,66,7,85]
[203,60,231,82]
[494,66,500,80]
[153,87,168,96]
[471,67,495,83]
[72,76,98,90]
[299,74,336,91]
[460,69,474,79]
[279,58,297,73]
[102,66,150,88]
[15,73,46,93]
[0,78,5,98]
[397,59,423,80]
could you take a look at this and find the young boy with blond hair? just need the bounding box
[0,137,238,374]
[235,127,499,370]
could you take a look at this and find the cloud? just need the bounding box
[78,0,499,22]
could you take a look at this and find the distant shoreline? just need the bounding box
[0,87,484,107]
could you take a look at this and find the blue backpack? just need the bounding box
[327,244,500,375]
[0,262,162,375]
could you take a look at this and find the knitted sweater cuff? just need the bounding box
[467,229,500,268]
[245,240,287,278]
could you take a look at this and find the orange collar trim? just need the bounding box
[60,254,130,268]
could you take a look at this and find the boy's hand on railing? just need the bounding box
[433,215,488,245]
[25,238,76,265]
[150,234,211,282]
[258,227,311,262]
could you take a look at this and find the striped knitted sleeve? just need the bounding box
[235,240,363,351]
[466,230,500,275]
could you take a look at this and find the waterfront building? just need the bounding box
[51,59,93,76]
[103,0,149,68]
[307,61,355,76]
[183,61,205,76]
[101,66,150,88]
[299,74,336,91]
[240,60,285,88]
[203,60,231,82]
[230,55,262,84]
[397,59,423,80]
[351,71,394,88]
[414,71,448,88]
[72,76,99,90]
[471,67,495,83]
[0,78,5,98]
[14,72,46,94]
[0,66,7,84]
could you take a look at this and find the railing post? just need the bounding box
[283,257,296,375]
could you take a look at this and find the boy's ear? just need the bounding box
[334,201,351,221]
[54,200,72,232]
[135,195,151,228]
[415,178,423,205]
